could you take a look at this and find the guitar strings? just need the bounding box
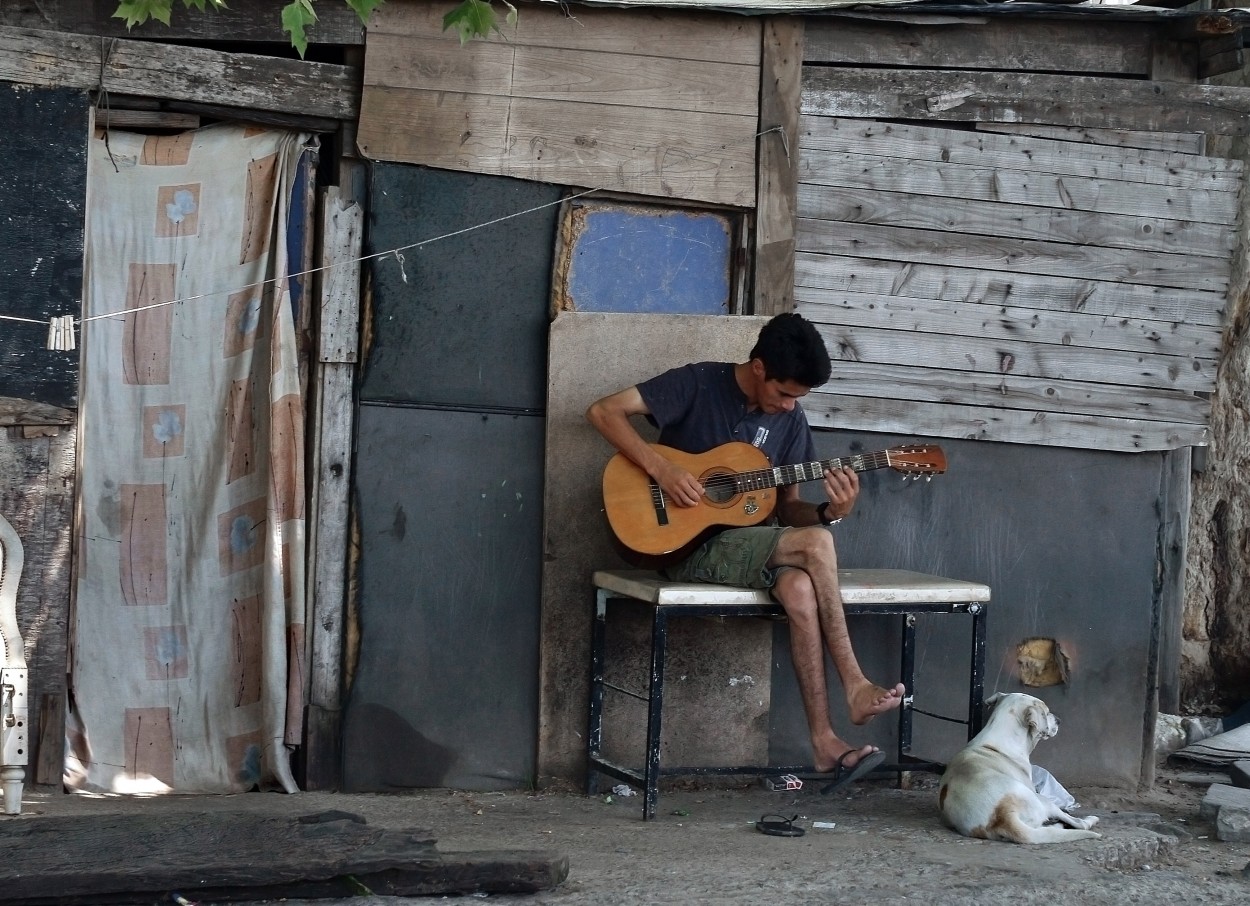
[697,454,895,491]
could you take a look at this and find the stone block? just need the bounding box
[1199,783,1250,821]
[1215,806,1250,843]
[1228,760,1250,789]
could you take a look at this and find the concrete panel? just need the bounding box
[767,430,1162,788]
[539,312,772,781]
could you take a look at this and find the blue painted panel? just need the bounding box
[565,203,731,314]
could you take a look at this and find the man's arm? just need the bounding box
[586,387,705,507]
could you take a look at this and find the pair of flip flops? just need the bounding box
[756,750,887,837]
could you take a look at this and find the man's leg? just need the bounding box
[773,568,878,772]
[769,527,905,725]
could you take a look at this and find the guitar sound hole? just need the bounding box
[701,468,738,507]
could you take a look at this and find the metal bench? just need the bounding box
[587,568,992,819]
[0,511,29,815]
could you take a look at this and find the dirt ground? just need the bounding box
[16,763,1250,905]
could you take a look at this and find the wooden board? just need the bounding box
[359,88,757,206]
[807,360,1209,425]
[975,122,1206,156]
[803,115,1240,189]
[803,16,1155,75]
[812,323,1213,393]
[366,34,758,117]
[0,25,359,121]
[799,147,1239,224]
[794,252,1226,328]
[358,2,760,207]
[802,66,1250,136]
[796,183,1235,260]
[0,810,567,903]
[0,0,365,44]
[797,284,1222,361]
[804,394,1208,452]
[753,17,803,316]
[369,0,761,63]
[796,217,1230,294]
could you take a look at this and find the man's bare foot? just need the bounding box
[848,681,905,725]
[813,742,878,774]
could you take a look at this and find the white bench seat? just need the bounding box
[587,568,992,819]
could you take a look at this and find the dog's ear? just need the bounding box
[985,692,1007,711]
[1024,700,1058,746]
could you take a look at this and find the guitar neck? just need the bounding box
[734,450,894,492]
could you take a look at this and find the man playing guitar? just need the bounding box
[586,313,904,790]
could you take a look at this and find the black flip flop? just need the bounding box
[755,813,805,837]
[821,748,886,795]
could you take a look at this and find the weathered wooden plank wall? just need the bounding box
[358,0,762,207]
[795,16,1243,452]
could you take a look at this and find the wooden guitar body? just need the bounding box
[603,442,776,559]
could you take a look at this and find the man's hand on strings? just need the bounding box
[655,459,705,507]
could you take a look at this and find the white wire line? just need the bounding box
[0,125,786,331]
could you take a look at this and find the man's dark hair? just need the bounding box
[749,313,832,388]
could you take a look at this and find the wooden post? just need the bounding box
[753,16,803,317]
[303,185,362,790]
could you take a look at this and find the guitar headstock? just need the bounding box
[886,445,947,476]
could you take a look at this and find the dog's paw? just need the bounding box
[1076,815,1099,830]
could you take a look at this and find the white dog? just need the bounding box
[938,692,1100,844]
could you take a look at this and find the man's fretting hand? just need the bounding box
[822,466,859,520]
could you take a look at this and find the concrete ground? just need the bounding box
[12,765,1250,905]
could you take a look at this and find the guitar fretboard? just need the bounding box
[729,451,893,492]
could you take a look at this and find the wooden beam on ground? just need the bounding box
[0,25,360,121]
[802,66,1250,135]
[753,17,802,317]
[0,810,569,902]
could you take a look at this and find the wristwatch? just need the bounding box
[816,502,842,526]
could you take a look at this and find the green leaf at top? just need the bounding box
[281,0,318,58]
[442,0,497,46]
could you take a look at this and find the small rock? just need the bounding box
[1216,807,1250,843]
[1143,821,1194,842]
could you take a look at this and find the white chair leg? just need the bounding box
[1,765,22,815]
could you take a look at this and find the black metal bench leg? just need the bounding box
[586,588,609,796]
[643,608,669,821]
[968,602,987,738]
[898,613,917,767]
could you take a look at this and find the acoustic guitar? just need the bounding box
[602,441,946,561]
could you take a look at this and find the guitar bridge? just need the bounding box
[650,481,670,526]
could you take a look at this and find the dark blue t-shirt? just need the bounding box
[637,362,816,468]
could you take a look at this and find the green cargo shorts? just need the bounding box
[662,526,789,589]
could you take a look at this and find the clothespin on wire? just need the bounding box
[46,315,77,351]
